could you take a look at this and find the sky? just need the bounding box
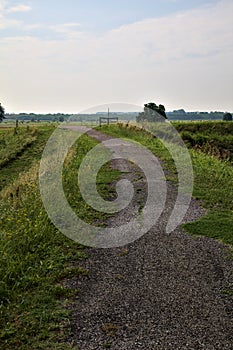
[0,0,232,113]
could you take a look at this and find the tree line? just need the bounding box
[0,103,5,122]
[0,101,232,122]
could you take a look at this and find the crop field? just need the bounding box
[0,121,232,349]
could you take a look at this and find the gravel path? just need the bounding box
[63,127,233,350]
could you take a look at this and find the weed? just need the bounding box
[102,324,119,333]
[118,248,129,256]
[104,341,112,348]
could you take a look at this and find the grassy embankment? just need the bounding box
[1,121,232,348]
[98,122,233,247]
[0,126,55,190]
[0,125,120,350]
[173,122,233,247]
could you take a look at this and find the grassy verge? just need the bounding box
[0,127,37,168]
[183,150,233,246]
[0,126,56,191]
[0,130,121,349]
[62,134,123,224]
[98,123,233,247]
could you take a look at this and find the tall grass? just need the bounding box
[191,150,233,210]
[0,138,85,348]
[184,150,233,246]
[173,121,233,162]
[0,131,122,349]
[0,127,37,168]
[0,126,55,191]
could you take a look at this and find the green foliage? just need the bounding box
[0,103,5,122]
[173,121,233,135]
[190,150,233,210]
[167,110,227,121]
[136,102,167,122]
[173,121,233,162]
[223,113,233,121]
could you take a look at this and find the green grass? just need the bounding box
[183,150,233,247]
[0,129,122,349]
[172,121,233,162]
[0,127,37,167]
[1,122,232,349]
[99,123,233,247]
[183,210,233,245]
[62,134,124,224]
[172,120,233,136]
[0,126,56,191]
[97,123,177,178]
[190,150,233,210]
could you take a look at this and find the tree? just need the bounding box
[136,102,167,122]
[223,113,232,121]
[173,109,186,114]
[0,103,5,122]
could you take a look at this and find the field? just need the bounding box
[0,121,232,349]
[173,121,233,162]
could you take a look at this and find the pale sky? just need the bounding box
[0,0,232,113]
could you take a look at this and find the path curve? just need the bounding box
[62,127,232,350]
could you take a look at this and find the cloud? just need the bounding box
[51,22,81,32]
[50,22,82,39]
[6,4,31,13]
[0,0,6,12]
[104,0,233,61]
[56,23,81,29]
[0,17,21,29]
[0,0,232,112]
[0,2,31,29]
[24,23,43,30]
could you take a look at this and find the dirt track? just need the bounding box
[63,127,233,350]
